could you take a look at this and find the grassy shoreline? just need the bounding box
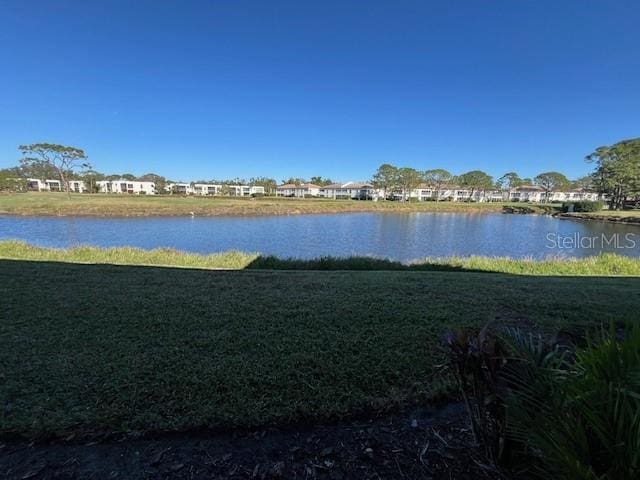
[1,241,639,275]
[1,256,639,440]
[0,192,553,217]
[556,211,640,225]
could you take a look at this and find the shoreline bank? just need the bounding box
[2,241,639,275]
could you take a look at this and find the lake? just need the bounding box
[1,213,639,261]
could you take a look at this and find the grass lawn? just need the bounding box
[1,258,639,439]
[0,192,555,217]
[560,210,640,225]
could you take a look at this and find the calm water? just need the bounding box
[1,213,639,261]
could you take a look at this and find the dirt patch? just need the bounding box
[0,403,499,479]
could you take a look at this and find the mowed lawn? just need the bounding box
[1,259,639,439]
[0,192,537,217]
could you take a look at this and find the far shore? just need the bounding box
[555,211,640,225]
[0,192,557,218]
[2,193,639,223]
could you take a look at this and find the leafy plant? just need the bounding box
[444,324,508,466]
[562,200,604,212]
[503,324,640,479]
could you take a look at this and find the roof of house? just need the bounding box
[321,182,374,189]
[277,183,320,189]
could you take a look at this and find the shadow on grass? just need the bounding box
[244,255,487,273]
[2,258,639,442]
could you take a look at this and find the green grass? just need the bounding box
[1,257,639,440]
[0,192,553,217]
[558,210,640,225]
[2,241,640,276]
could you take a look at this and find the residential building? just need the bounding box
[68,180,87,193]
[98,180,156,194]
[193,183,222,195]
[165,183,192,195]
[27,178,86,192]
[228,185,265,196]
[276,183,321,197]
[318,182,378,200]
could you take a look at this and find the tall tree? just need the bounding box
[534,171,570,202]
[18,143,91,198]
[586,138,640,210]
[497,172,523,191]
[458,170,494,202]
[422,169,452,201]
[371,164,398,200]
[396,167,423,201]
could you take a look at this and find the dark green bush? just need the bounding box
[445,323,640,479]
[562,201,604,212]
[503,324,640,479]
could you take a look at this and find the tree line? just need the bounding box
[370,165,590,202]
[1,139,638,209]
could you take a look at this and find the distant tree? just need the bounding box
[225,177,247,186]
[396,167,423,201]
[534,171,570,202]
[586,138,640,210]
[120,173,137,181]
[250,177,277,195]
[0,167,27,191]
[371,164,398,200]
[281,177,306,186]
[422,168,453,201]
[18,143,91,198]
[139,173,166,194]
[81,169,105,193]
[17,157,60,181]
[309,176,333,186]
[497,172,524,191]
[521,177,533,186]
[571,175,595,190]
[458,170,494,201]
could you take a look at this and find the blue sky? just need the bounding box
[1,1,638,182]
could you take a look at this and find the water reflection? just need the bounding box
[1,213,638,261]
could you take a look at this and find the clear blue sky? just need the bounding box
[1,1,638,182]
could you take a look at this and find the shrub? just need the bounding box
[562,201,604,212]
[504,324,640,480]
[444,323,640,479]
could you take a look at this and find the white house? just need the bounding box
[193,183,222,195]
[27,178,87,192]
[276,183,321,197]
[318,182,378,200]
[165,182,192,195]
[68,180,87,193]
[98,180,156,194]
[227,185,265,196]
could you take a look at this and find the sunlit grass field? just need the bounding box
[0,192,551,216]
